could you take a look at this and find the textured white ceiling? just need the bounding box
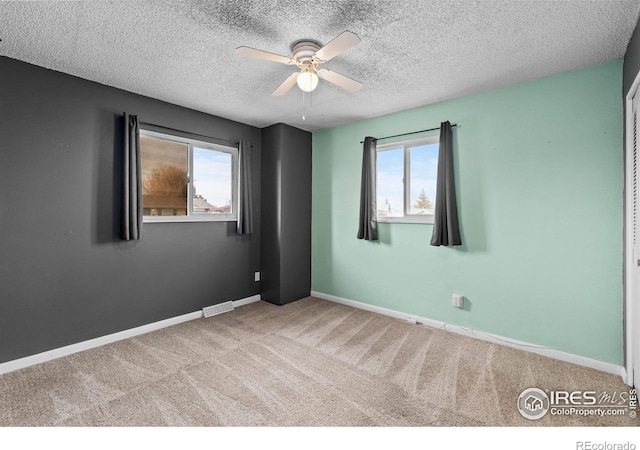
[1,1,639,132]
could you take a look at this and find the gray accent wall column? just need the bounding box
[260,123,312,305]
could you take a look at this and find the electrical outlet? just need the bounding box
[254,271,260,282]
[452,294,464,309]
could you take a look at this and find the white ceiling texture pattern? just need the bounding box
[1,1,639,131]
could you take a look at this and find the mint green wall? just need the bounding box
[312,60,624,365]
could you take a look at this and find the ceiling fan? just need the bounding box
[236,31,363,97]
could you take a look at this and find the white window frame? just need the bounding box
[140,129,239,223]
[376,135,439,224]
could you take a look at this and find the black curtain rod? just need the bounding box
[359,124,457,144]
[139,121,240,147]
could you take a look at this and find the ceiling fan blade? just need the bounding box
[318,69,362,93]
[272,73,299,96]
[236,46,292,65]
[315,31,361,62]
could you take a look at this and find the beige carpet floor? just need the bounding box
[0,297,636,426]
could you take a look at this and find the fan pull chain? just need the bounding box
[302,90,307,121]
[302,89,313,121]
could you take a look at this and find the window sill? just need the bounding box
[143,216,238,223]
[378,216,434,225]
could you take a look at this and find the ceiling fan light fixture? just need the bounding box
[237,31,362,96]
[297,68,319,92]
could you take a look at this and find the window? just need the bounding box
[140,130,238,222]
[376,136,439,223]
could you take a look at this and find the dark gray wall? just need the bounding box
[0,57,261,364]
[625,18,640,96]
[261,124,311,306]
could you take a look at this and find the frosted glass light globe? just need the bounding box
[297,69,319,92]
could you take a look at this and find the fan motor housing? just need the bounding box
[290,39,322,62]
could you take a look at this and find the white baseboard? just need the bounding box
[311,290,627,382]
[0,294,261,376]
[233,294,261,308]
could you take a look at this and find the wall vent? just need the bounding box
[203,301,234,318]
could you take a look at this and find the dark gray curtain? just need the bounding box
[121,112,142,241]
[357,136,378,241]
[237,140,253,235]
[431,121,461,246]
